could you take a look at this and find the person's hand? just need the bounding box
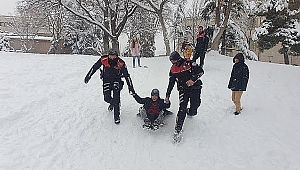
[84,76,90,84]
[186,80,194,86]
[129,87,135,95]
[165,96,170,103]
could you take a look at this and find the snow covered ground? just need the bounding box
[0,51,300,170]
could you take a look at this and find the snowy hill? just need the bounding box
[0,51,300,170]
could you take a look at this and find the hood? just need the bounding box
[233,53,245,63]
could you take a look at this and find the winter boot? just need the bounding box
[142,118,152,129]
[187,108,197,116]
[114,115,120,124]
[234,111,240,115]
[173,129,183,143]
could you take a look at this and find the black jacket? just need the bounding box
[228,54,249,91]
[85,55,134,90]
[195,31,209,52]
[133,94,170,115]
[166,58,204,96]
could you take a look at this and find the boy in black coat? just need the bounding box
[228,53,249,115]
[84,49,135,124]
[132,89,170,130]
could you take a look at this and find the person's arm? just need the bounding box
[165,72,176,101]
[121,64,135,94]
[132,93,146,104]
[191,64,204,82]
[204,35,209,51]
[241,65,249,90]
[84,59,102,84]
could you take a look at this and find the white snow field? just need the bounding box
[0,51,300,170]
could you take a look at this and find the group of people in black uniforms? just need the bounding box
[84,25,249,140]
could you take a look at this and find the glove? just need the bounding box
[129,86,135,95]
[84,76,90,84]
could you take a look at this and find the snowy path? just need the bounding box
[0,51,300,170]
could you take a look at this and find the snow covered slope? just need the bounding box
[0,51,300,170]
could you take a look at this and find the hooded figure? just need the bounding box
[228,53,249,115]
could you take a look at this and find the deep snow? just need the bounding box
[0,51,300,170]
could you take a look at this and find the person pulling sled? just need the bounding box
[84,49,135,124]
[132,89,171,130]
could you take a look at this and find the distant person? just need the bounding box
[130,36,141,68]
[84,49,135,124]
[181,41,193,61]
[192,25,209,68]
[228,53,249,115]
[165,51,204,142]
[132,89,171,130]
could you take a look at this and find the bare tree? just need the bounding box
[11,1,45,52]
[130,0,173,55]
[58,0,137,54]
[211,0,233,50]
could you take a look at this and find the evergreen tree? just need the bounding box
[253,0,300,64]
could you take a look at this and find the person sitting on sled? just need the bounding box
[132,89,171,130]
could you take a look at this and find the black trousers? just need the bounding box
[103,80,123,117]
[193,50,206,67]
[175,87,202,132]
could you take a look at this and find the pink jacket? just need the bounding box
[130,42,141,56]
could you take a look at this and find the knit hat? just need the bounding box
[108,49,118,56]
[151,88,159,97]
[169,51,181,61]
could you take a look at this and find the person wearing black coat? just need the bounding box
[228,53,249,115]
[84,49,135,124]
[165,51,204,136]
[192,25,209,68]
[132,89,170,130]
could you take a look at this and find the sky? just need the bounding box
[0,0,18,15]
[0,50,300,169]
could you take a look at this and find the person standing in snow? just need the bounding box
[192,26,209,68]
[165,51,204,139]
[84,49,135,124]
[228,53,249,115]
[132,88,171,130]
[181,41,193,61]
[130,36,141,68]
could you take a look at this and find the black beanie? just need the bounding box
[169,51,181,61]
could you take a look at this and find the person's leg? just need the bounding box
[137,55,141,66]
[138,106,147,119]
[112,81,122,123]
[175,91,189,133]
[199,51,206,68]
[192,51,199,63]
[234,91,243,112]
[103,82,113,111]
[133,56,136,67]
[232,91,243,113]
[154,111,164,125]
[189,88,201,116]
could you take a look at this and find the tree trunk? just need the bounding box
[215,0,221,27]
[211,0,233,51]
[283,46,289,64]
[157,13,171,56]
[111,37,120,55]
[103,1,110,54]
